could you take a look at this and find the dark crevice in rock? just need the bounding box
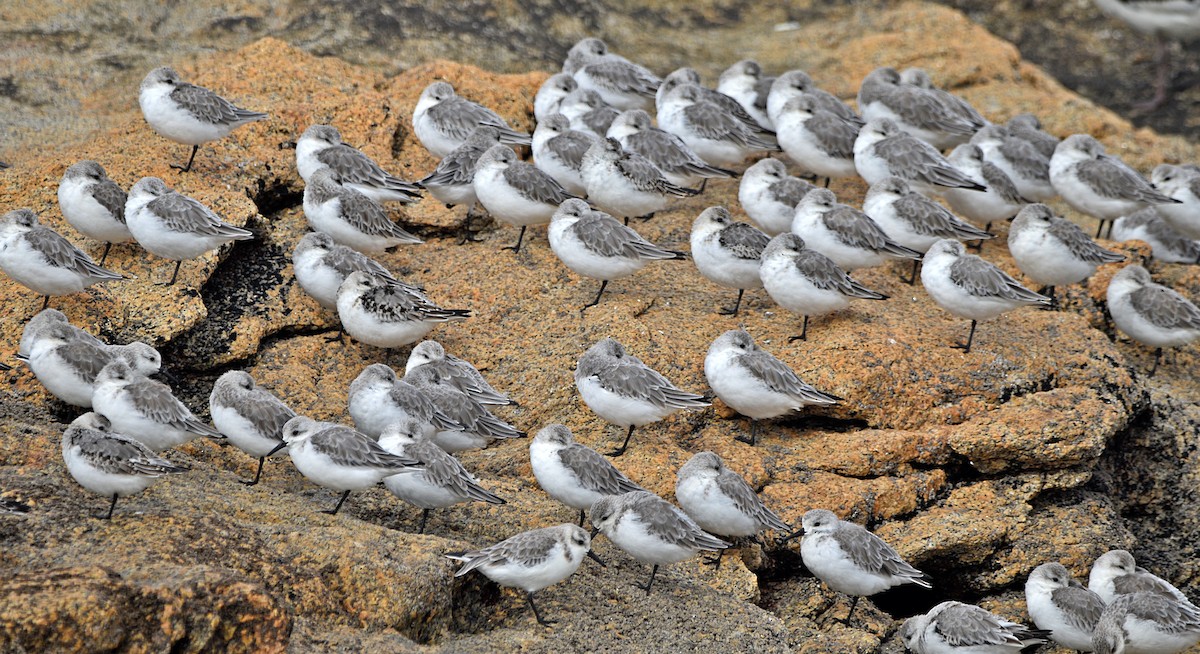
[246,176,303,218]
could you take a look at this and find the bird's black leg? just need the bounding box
[99,242,113,266]
[41,296,50,311]
[637,565,660,595]
[788,315,810,342]
[719,289,745,316]
[157,260,183,286]
[843,596,861,625]
[418,508,431,534]
[526,591,556,626]
[581,280,609,312]
[952,320,978,353]
[606,425,635,457]
[323,490,351,515]
[901,259,920,286]
[241,457,266,486]
[101,494,119,520]
[503,226,527,254]
[171,145,200,173]
[1149,347,1164,376]
[703,547,727,569]
[578,509,586,527]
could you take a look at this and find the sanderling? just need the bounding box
[943,144,1030,233]
[295,125,422,204]
[579,137,699,225]
[347,363,462,439]
[854,119,986,197]
[775,95,860,187]
[57,161,131,265]
[970,125,1056,202]
[138,66,267,172]
[606,109,734,189]
[1025,562,1106,652]
[303,168,423,254]
[1005,113,1060,159]
[901,601,1051,654]
[0,209,125,309]
[801,509,931,623]
[791,188,922,272]
[404,340,515,406]
[534,73,579,122]
[674,451,790,566]
[1106,265,1200,374]
[558,88,620,140]
[548,199,687,310]
[403,364,525,452]
[690,206,768,315]
[857,66,983,150]
[759,233,889,341]
[1049,134,1179,238]
[474,144,577,253]
[532,114,595,196]
[656,68,774,141]
[18,308,103,359]
[91,359,223,451]
[1092,591,1200,654]
[529,424,646,526]
[412,81,530,159]
[23,322,160,408]
[899,67,990,139]
[574,337,709,457]
[124,177,254,285]
[448,523,598,626]
[292,231,422,313]
[418,125,502,209]
[921,239,1050,352]
[209,370,296,486]
[1008,203,1125,303]
[1089,549,1196,606]
[704,329,839,444]
[1094,0,1200,110]
[657,83,779,168]
[277,415,422,515]
[1150,164,1200,239]
[766,69,863,132]
[62,412,189,519]
[589,490,729,595]
[563,37,660,112]
[1111,207,1200,264]
[336,271,470,349]
[377,418,505,534]
[717,60,775,130]
[738,158,817,236]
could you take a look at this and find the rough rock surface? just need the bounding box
[1,3,1199,652]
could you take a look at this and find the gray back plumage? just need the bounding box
[949,255,1048,304]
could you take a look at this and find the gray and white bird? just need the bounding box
[738,158,817,236]
[589,490,730,595]
[898,67,990,142]
[1008,203,1125,302]
[61,412,189,520]
[57,161,131,265]
[1025,562,1107,652]
[448,523,597,626]
[302,168,423,254]
[1089,549,1197,607]
[0,209,125,309]
[418,125,502,211]
[970,125,1056,202]
[295,124,422,204]
[1005,113,1059,159]
[403,364,526,453]
[901,600,1051,654]
[474,144,578,253]
[529,424,646,526]
[1111,207,1200,264]
[574,337,709,457]
[411,81,530,159]
[336,271,470,349]
[558,88,620,140]
[790,188,923,272]
[655,68,774,142]
[277,415,422,515]
[717,60,775,130]
[1092,591,1200,654]
[124,177,254,285]
[704,329,839,445]
[534,73,579,122]
[943,144,1030,233]
[580,137,699,224]
[657,83,779,168]
[759,233,889,341]
[767,69,863,132]
[606,109,734,189]
[91,359,224,451]
[801,509,932,623]
[1106,265,1200,375]
[404,340,515,406]
[292,231,423,313]
[18,307,103,359]
[548,199,687,311]
[854,119,986,197]
[137,66,268,172]
[920,239,1051,352]
[347,363,462,439]
[1150,163,1200,239]
[532,114,595,196]
[775,95,860,187]
[378,418,505,534]
[857,66,984,150]
[209,370,296,486]
[690,206,768,315]
[23,322,160,408]
[562,37,660,112]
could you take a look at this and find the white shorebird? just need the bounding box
[1025,562,1107,652]
[292,231,422,313]
[606,109,734,190]
[302,168,423,254]
[411,81,529,159]
[448,523,599,626]
[558,88,620,140]
[899,67,990,139]
[532,114,595,196]
[276,415,422,514]
[18,308,104,359]
[790,187,923,272]
[1111,207,1200,264]
[1008,203,1125,304]
[854,119,987,197]
[920,239,1050,352]
[295,124,422,203]
[0,209,126,310]
[57,161,131,265]
[574,337,709,457]
[766,69,862,132]
[1150,164,1200,239]
[1106,265,1200,374]
[690,206,769,316]
[418,125,501,210]
[474,144,578,253]
[91,359,224,451]
[138,66,268,172]
[1093,0,1200,110]
[209,370,296,486]
[738,158,817,236]
[405,340,515,406]
[901,600,1051,654]
[403,364,525,453]
[1092,591,1200,654]
[775,95,860,187]
[336,271,469,349]
[548,199,687,311]
[800,508,931,623]
[124,177,254,285]
[655,68,774,143]
[717,60,775,130]
[579,137,699,225]
[970,125,1055,202]
[1006,113,1060,158]
[347,363,462,439]
[589,490,729,595]
[704,329,839,445]
[23,322,160,408]
[529,424,645,526]
[657,83,779,168]
[759,233,889,341]
[943,144,1031,235]
[61,412,189,519]
[1089,549,1197,606]
[857,66,984,150]
[563,37,660,112]
[534,73,578,122]
[377,418,505,534]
